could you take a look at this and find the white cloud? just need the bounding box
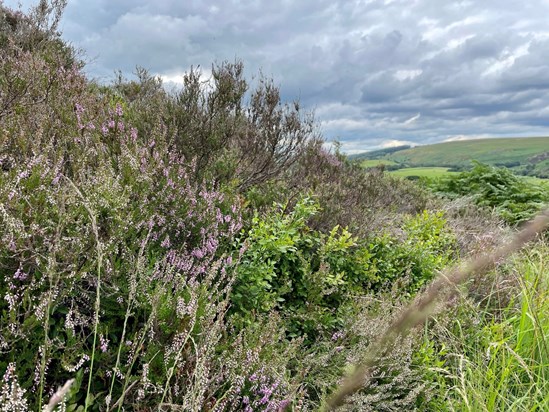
[482,42,531,77]
[394,69,422,81]
[380,139,418,148]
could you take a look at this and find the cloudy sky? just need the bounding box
[5,0,549,152]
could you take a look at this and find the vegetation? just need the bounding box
[355,137,549,178]
[359,159,398,168]
[390,167,459,179]
[0,3,548,411]
[429,162,549,224]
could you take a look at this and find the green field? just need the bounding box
[387,137,549,166]
[390,167,458,178]
[360,159,398,168]
[354,137,549,178]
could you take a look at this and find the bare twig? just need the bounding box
[325,208,549,410]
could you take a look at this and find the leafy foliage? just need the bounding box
[430,161,548,224]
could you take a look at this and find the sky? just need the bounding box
[4,0,549,153]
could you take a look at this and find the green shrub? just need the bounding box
[429,162,548,224]
[362,210,457,293]
[232,200,457,341]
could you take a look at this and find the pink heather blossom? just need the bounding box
[161,236,171,248]
[331,331,344,341]
[100,334,109,353]
[13,268,27,281]
[191,249,204,259]
[0,363,28,410]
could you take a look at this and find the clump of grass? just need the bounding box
[440,243,549,411]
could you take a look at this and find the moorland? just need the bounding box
[0,3,548,411]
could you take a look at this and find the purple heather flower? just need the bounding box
[331,331,344,341]
[13,268,27,281]
[191,249,204,259]
[100,334,109,352]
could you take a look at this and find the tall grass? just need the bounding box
[443,244,549,411]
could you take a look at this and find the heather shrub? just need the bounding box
[0,94,245,409]
[284,143,431,237]
[438,196,509,256]
[112,61,318,188]
[0,12,250,406]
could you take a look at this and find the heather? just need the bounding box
[1,3,548,411]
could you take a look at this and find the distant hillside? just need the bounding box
[349,145,411,160]
[353,137,549,178]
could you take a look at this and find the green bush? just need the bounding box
[232,200,457,340]
[429,162,548,224]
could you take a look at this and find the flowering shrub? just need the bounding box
[0,3,474,411]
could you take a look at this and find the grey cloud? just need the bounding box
[4,0,549,151]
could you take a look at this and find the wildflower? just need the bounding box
[100,334,109,353]
[331,331,344,341]
[0,363,28,411]
[279,399,291,410]
[13,267,27,281]
[161,235,171,248]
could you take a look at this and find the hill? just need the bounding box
[348,145,411,160]
[354,137,549,177]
